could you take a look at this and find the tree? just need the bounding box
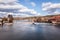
[8,14,13,23]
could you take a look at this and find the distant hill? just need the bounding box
[13,14,60,21]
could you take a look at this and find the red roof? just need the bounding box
[50,16,60,21]
[51,16,60,19]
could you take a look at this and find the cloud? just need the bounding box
[42,2,60,11]
[19,8,38,15]
[0,0,18,3]
[24,0,36,7]
[42,2,60,14]
[30,2,36,7]
[0,0,40,17]
[54,11,60,14]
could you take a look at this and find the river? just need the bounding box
[0,20,60,40]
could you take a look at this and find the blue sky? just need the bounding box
[0,0,60,17]
[18,0,60,15]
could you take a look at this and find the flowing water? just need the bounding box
[0,20,60,40]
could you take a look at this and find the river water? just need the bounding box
[0,20,60,40]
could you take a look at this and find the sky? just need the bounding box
[0,0,60,17]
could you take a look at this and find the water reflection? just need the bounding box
[0,20,60,40]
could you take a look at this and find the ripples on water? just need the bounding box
[0,20,60,40]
